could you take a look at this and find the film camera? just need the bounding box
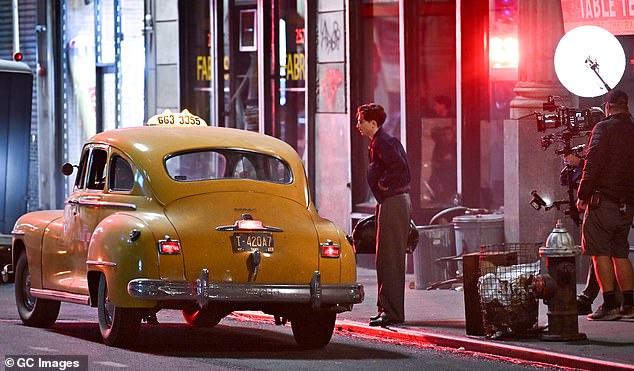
[536,96,597,133]
[529,96,605,225]
[536,96,603,153]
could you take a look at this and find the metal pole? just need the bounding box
[398,0,407,149]
[455,0,463,200]
[12,0,20,54]
[209,0,220,127]
[114,0,122,128]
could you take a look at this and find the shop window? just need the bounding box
[351,1,457,216]
[179,0,211,126]
[351,1,403,212]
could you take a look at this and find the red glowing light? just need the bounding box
[237,219,264,230]
[489,36,518,68]
[159,240,181,254]
[321,243,340,258]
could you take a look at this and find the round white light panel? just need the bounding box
[554,25,625,98]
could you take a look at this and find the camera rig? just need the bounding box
[536,95,599,152]
[528,96,604,226]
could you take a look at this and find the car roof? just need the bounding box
[89,126,309,206]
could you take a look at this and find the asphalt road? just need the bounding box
[0,283,560,370]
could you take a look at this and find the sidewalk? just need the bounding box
[333,268,634,371]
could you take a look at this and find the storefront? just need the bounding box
[10,0,525,234]
[176,0,313,189]
[180,0,505,231]
[22,0,518,232]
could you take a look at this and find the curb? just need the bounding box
[231,312,634,371]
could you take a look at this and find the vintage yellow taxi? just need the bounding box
[11,110,363,348]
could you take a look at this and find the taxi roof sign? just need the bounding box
[146,109,208,127]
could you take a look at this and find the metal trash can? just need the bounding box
[478,243,541,339]
[413,224,455,289]
[453,214,504,273]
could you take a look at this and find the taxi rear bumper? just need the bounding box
[127,270,364,311]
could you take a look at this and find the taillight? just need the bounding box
[215,214,283,232]
[158,237,181,254]
[320,240,340,258]
[237,219,264,230]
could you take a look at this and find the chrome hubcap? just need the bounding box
[23,267,35,310]
[103,285,114,328]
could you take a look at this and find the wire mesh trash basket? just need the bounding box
[478,243,541,339]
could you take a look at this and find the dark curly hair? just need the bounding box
[356,103,387,127]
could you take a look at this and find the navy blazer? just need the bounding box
[367,128,411,204]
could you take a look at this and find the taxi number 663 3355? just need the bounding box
[157,114,201,125]
[232,232,274,253]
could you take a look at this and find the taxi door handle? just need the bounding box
[79,196,103,206]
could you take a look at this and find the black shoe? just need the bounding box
[576,295,592,315]
[369,313,393,327]
[370,311,384,321]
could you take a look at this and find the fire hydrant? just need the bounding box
[534,220,587,341]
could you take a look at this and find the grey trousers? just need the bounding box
[376,193,412,323]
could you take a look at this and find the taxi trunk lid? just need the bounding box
[163,192,319,284]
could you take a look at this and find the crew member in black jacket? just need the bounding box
[577,89,634,321]
[355,103,411,327]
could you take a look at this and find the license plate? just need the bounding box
[232,232,274,253]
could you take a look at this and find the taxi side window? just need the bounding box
[75,149,90,189]
[109,155,134,191]
[87,149,108,190]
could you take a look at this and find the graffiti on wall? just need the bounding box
[317,11,344,63]
[317,10,345,113]
[317,63,345,113]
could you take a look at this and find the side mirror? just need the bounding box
[61,163,76,176]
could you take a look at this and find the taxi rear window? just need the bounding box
[165,149,292,184]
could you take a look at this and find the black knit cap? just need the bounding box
[605,89,628,107]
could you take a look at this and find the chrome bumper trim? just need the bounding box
[86,260,117,267]
[127,270,364,308]
[30,288,90,305]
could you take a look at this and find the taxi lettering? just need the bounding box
[147,109,207,126]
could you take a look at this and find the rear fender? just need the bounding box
[87,212,178,307]
[314,217,356,284]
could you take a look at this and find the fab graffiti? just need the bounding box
[283,53,305,81]
[197,56,211,81]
